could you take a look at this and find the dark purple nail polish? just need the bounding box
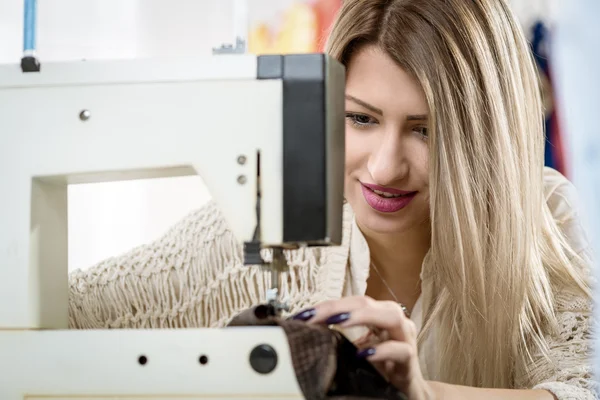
[325,312,351,325]
[357,348,376,358]
[292,308,316,321]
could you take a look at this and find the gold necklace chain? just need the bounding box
[370,260,410,318]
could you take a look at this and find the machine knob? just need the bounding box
[249,344,278,374]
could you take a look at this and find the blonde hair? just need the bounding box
[326,0,591,389]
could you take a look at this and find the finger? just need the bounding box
[357,341,415,365]
[348,301,416,343]
[296,296,378,324]
[291,296,414,344]
[384,360,395,379]
[309,299,414,344]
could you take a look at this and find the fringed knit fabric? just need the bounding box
[68,200,350,330]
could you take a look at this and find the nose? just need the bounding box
[367,130,409,186]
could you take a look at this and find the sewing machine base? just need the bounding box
[0,327,304,399]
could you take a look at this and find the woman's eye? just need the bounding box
[413,126,428,140]
[345,113,377,128]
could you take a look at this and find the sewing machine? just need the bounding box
[0,53,346,399]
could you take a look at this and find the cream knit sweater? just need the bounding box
[69,167,596,399]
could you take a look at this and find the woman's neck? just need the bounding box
[360,222,431,312]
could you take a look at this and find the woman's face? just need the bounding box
[344,45,430,236]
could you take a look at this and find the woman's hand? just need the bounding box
[292,296,435,400]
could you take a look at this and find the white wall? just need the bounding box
[0,0,237,272]
[552,0,600,375]
[0,0,550,272]
[508,0,558,30]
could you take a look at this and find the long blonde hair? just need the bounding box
[326,0,591,388]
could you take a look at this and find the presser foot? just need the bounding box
[266,287,290,316]
[243,241,291,316]
[266,247,291,316]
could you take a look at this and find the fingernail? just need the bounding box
[292,308,316,321]
[357,347,376,358]
[325,312,351,325]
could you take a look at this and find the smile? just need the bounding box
[360,182,417,213]
[371,188,406,198]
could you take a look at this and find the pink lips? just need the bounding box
[360,182,417,213]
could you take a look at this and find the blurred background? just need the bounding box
[0,0,587,273]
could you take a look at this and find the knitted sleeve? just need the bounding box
[68,200,325,329]
[521,168,598,399]
[529,290,597,399]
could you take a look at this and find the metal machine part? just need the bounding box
[212,37,248,55]
[242,53,347,312]
[265,248,291,313]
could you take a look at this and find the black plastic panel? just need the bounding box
[257,54,345,246]
[257,55,283,80]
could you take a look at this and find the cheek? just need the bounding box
[344,130,370,175]
[413,143,429,183]
[402,137,429,184]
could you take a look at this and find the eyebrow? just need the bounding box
[345,94,428,121]
[406,114,428,121]
[345,95,383,116]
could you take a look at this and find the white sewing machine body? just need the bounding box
[0,53,346,399]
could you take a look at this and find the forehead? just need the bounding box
[345,45,428,114]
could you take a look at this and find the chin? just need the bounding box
[344,195,411,235]
[354,207,414,235]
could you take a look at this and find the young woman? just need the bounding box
[69,0,595,398]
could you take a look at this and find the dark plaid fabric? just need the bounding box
[228,305,408,400]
